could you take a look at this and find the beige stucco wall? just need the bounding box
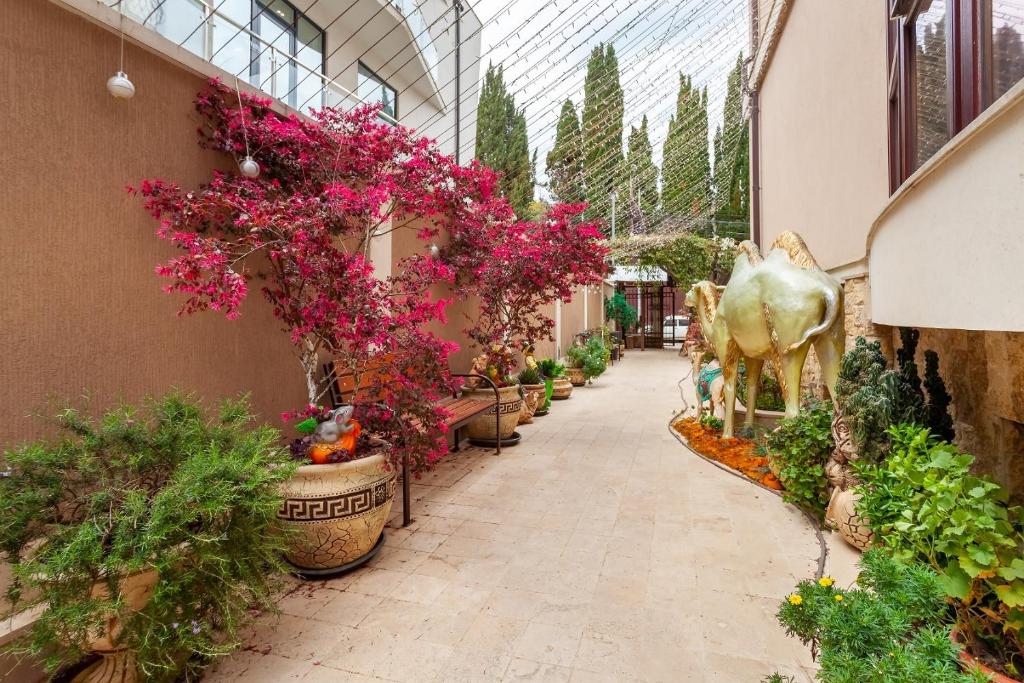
[869,87,1024,331]
[756,0,889,270]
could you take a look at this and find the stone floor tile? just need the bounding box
[512,622,583,667]
[503,657,573,682]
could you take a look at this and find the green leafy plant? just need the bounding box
[0,393,296,681]
[537,358,565,378]
[517,366,542,385]
[776,549,988,683]
[699,413,724,431]
[765,401,834,516]
[855,424,1024,676]
[566,337,608,381]
[604,292,638,332]
[738,360,786,412]
[835,336,925,462]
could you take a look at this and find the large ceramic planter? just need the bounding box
[466,384,522,441]
[550,376,573,400]
[278,452,396,575]
[951,629,1021,682]
[565,367,586,387]
[72,569,159,683]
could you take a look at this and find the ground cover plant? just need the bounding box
[774,549,989,683]
[0,394,294,681]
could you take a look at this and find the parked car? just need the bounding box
[663,315,689,342]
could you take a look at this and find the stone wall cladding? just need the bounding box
[911,327,1024,499]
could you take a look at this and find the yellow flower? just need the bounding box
[834,594,844,602]
[788,594,803,606]
[818,576,834,588]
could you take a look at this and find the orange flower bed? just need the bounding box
[673,417,783,490]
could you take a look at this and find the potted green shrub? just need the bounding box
[565,336,609,386]
[0,394,294,683]
[763,400,834,517]
[538,359,573,400]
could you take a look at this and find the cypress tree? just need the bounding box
[582,44,625,231]
[713,54,750,223]
[475,63,534,217]
[625,115,659,227]
[661,74,710,223]
[546,99,585,205]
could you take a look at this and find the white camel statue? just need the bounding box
[685,232,845,438]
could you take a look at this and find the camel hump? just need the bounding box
[769,231,821,271]
[736,240,763,266]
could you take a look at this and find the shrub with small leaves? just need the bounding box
[0,393,296,681]
[566,337,608,381]
[775,549,988,683]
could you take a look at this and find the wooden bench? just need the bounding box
[323,361,500,526]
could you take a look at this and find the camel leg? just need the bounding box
[779,344,811,418]
[743,357,765,432]
[721,345,740,438]
[813,321,845,403]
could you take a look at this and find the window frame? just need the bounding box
[887,0,1023,191]
[248,0,327,109]
[357,61,400,122]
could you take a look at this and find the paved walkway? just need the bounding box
[206,349,858,683]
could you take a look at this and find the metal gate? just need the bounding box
[641,286,664,348]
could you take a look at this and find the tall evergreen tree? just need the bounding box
[713,54,750,223]
[475,63,534,217]
[546,99,585,205]
[582,44,625,231]
[661,74,710,222]
[625,115,659,232]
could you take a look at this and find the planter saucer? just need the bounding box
[286,532,386,580]
[469,431,522,448]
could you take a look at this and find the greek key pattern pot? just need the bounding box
[278,453,396,571]
[466,384,522,440]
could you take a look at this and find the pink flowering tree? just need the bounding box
[445,203,609,382]
[133,80,509,472]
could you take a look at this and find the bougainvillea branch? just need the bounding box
[445,202,609,381]
[131,80,511,473]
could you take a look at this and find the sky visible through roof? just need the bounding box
[469,0,749,198]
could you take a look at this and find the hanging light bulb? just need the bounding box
[108,15,134,99]
[429,243,440,258]
[239,156,260,178]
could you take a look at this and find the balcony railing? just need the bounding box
[113,0,398,125]
[390,0,440,83]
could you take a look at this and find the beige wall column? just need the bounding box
[555,299,562,359]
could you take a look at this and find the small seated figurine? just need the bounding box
[308,406,362,465]
[522,342,539,372]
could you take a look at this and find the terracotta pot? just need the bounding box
[278,452,396,572]
[565,367,586,387]
[466,384,522,440]
[951,629,1021,682]
[550,376,573,400]
[72,569,159,683]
